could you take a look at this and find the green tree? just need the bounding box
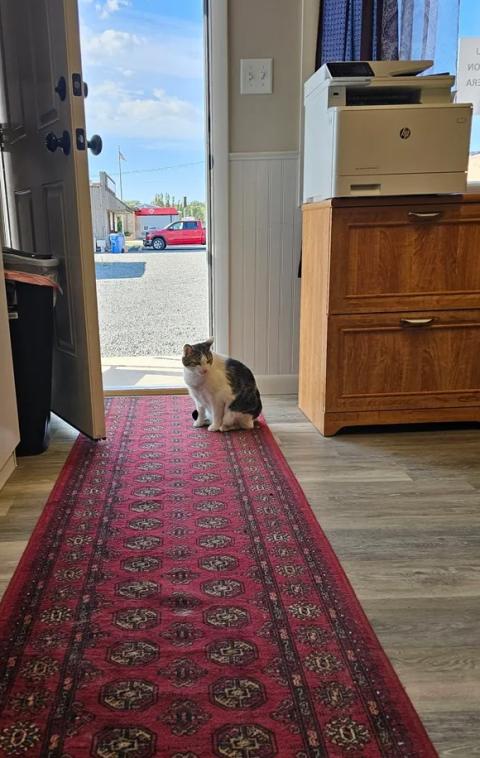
[148,192,206,221]
[184,200,206,222]
[151,193,164,207]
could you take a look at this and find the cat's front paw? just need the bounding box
[208,424,221,432]
[193,419,207,428]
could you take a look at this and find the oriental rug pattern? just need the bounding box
[0,396,436,757]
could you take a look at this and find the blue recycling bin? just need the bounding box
[109,232,125,253]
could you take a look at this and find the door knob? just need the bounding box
[87,134,102,155]
[83,81,89,98]
[74,129,103,155]
[45,130,71,156]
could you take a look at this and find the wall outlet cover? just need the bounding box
[240,58,273,95]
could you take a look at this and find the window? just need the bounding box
[458,0,480,182]
[183,221,197,229]
[169,222,183,230]
[397,1,479,183]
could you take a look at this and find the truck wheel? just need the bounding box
[152,237,166,250]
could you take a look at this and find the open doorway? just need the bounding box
[78,0,209,391]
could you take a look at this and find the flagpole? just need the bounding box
[118,146,123,199]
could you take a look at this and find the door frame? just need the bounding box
[205,0,230,356]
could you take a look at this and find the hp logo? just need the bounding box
[399,127,411,140]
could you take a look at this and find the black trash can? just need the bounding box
[3,248,59,456]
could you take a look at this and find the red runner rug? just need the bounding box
[0,396,436,757]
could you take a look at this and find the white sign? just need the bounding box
[457,37,480,114]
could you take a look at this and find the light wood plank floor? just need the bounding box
[1,397,479,757]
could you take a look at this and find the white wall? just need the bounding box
[227,0,319,393]
[230,152,301,393]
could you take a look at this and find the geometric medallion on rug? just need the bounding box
[0,396,437,757]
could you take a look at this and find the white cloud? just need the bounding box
[95,0,130,19]
[82,28,143,57]
[85,81,204,142]
[81,26,203,80]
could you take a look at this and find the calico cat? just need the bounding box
[182,338,262,432]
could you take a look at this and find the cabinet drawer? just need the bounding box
[326,310,480,412]
[330,203,480,313]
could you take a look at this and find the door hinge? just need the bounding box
[0,123,22,150]
[0,124,11,149]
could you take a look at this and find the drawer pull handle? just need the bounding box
[400,318,434,328]
[407,211,442,221]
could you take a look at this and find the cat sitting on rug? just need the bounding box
[182,338,262,432]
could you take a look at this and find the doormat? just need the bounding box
[0,396,437,756]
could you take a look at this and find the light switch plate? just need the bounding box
[240,58,273,95]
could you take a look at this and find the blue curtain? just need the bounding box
[316,0,460,71]
[317,0,363,64]
[316,0,399,67]
[398,0,460,74]
[381,0,401,59]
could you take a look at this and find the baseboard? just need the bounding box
[256,374,299,395]
[0,452,16,491]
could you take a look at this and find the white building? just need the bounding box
[89,172,135,250]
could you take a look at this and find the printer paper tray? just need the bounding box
[334,172,467,198]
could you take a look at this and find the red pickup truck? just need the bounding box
[144,219,206,250]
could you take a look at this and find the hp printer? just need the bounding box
[303,60,473,202]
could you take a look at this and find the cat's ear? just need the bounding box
[183,344,193,357]
[205,337,214,348]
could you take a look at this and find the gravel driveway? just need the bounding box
[95,249,209,357]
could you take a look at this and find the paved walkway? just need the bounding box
[101,355,184,390]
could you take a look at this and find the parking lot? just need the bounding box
[95,248,209,359]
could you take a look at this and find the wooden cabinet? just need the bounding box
[299,195,480,435]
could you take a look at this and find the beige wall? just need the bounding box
[228,0,302,153]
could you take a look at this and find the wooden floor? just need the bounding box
[1,396,479,757]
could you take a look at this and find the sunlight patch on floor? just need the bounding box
[101,355,185,390]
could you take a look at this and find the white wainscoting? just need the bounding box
[229,151,301,394]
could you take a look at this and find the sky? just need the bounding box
[78,0,206,205]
